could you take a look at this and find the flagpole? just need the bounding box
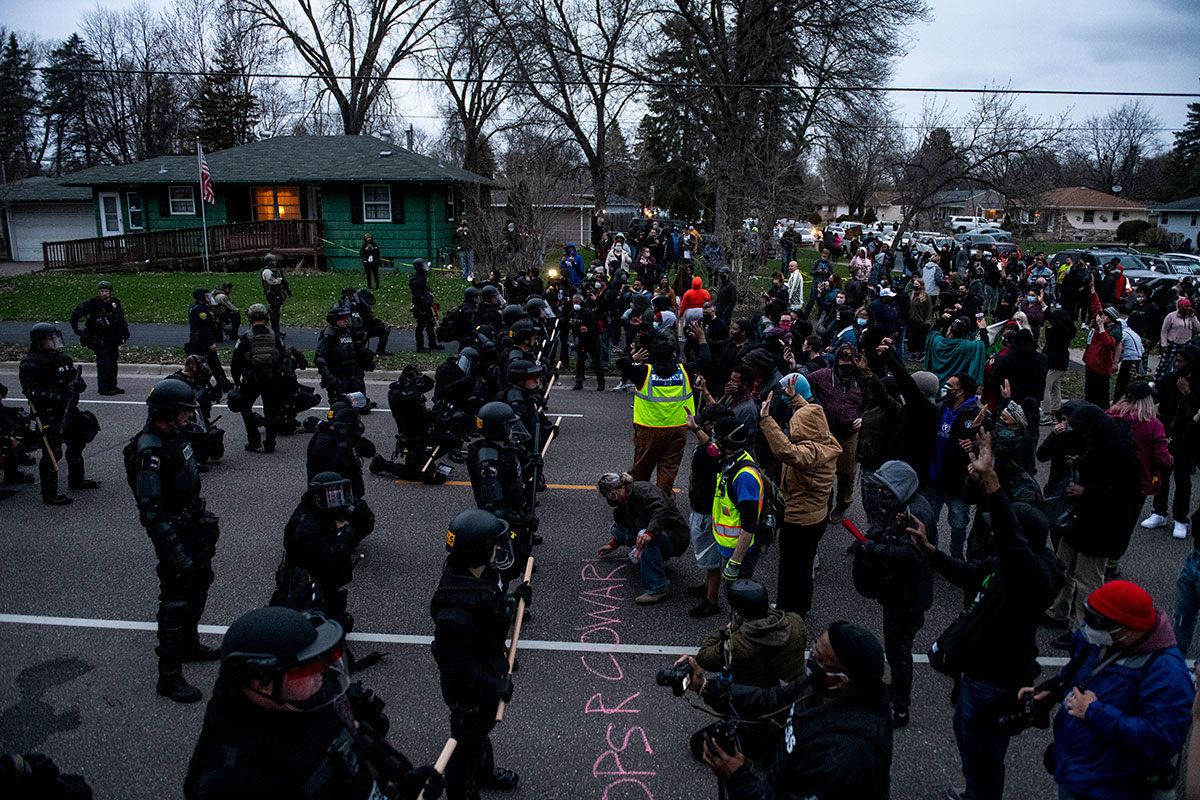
[197,138,210,273]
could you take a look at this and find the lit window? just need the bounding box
[127,193,144,229]
[169,186,195,215]
[252,186,300,221]
[364,184,391,222]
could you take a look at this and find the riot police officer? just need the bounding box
[410,259,443,352]
[475,285,503,332]
[467,402,541,569]
[315,302,367,405]
[370,365,457,484]
[502,321,541,383]
[431,510,529,800]
[278,346,322,435]
[70,279,129,395]
[184,605,443,800]
[261,253,291,334]
[270,472,374,633]
[231,304,285,454]
[166,355,226,472]
[447,287,480,348]
[307,400,376,500]
[188,288,231,390]
[502,359,551,451]
[354,288,391,355]
[19,323,100,505]
[124,379,221,702]
[436,348,481,414]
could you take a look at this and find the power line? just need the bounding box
[21,64,1200,98]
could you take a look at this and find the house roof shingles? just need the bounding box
[2,176,93,204]
[1150,196,1200,212]
[61,136,492,187]
[1039,186,1147,210]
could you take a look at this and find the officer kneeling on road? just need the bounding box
[431,510,530,800]
[271,471,374,634]
[184,606,443,800]
[677,621,893,799]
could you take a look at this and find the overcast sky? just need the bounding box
[2,0,1198,147]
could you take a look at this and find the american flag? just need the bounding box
[198,142,215,205]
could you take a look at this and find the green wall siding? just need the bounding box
[91,184,227,235]
[319,183,456,273]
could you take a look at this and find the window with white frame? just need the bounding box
[1112,210,1121,222]
[127,193,144,229]
[169,186,196,215]
[1083,210,1094,224]
[363,184,391,222]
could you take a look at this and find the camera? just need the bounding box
[996,692,1057,735]
[656,661,693,696]
[689,718,742,761]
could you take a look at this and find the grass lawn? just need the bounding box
[0,269,470,328]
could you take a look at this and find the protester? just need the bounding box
[1083,307,1121,409]
[684,404,734,618]
[807,343,867,523]
[1041,305,1077,423]
[923,372,981,560]
[925,313,988,386]
[595,472,690,605]
[1143,342,1200,540]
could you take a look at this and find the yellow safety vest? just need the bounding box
[632,364,695,428]
[712,452,763,553]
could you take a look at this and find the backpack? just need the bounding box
[719,455,782,550]
[248,329,279,366]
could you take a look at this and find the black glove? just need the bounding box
[70,379,86,395]
[399,765,443,800]
[495,674,514,703]
[528,453,543,470]
[512,581,533,608]
[163,538,195,578]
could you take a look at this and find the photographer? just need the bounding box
[680,621,892,799]
[907,430,1064,800]
[695,579,806,687]
[0,381,36,490]
[1025,581,1193,800]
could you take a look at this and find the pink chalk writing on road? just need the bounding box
[579,558,658,799]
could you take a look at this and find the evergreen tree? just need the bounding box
[0,33,40,183]
[1163,103,1200,201]
[194,35,259,152]
[43,34,101,175]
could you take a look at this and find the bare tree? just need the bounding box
[236,0,445,134]
[1066,100,1162,197]
[819,98,903,217]
[486,0,647,216]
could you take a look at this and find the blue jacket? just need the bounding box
[1051,613,1194,800]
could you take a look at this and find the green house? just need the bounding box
[55,135,490,272]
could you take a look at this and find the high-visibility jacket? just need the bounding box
[632,363,695,428]
[712,452,763,553]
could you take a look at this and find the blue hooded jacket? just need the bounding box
[1051,613,1194,800]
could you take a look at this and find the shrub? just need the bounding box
[808,212,823,226]
[1116,219,1151,244]
[863,208,877,224]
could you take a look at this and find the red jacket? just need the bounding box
[1106,411,1173,495]
[1083,327,1117,375]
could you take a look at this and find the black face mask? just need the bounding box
[805,658,844,696]
[605,497,621,507]
[835,364,854,381]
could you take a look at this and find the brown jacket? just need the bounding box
[760,394,842,525]
[695,608,807,688]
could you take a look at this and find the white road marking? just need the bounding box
[0,613,1073,665]
[69,399,584,418]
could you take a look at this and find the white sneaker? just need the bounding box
[1174,521,1190,540]
[1141,513,1169,529]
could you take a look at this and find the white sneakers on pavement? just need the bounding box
[1141,513,1169,529]
[1174,521,1190,540]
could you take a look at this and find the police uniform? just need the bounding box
[231,324,285,452]
[188,298,230,388]
[125,398,219,700]
[371,371,458,483]
[165,366,226,469]
[270,491,375,632]
[410,264,441,351]
[430,561,520,799]
[466,439,538,578]
[315,318,366,400]
[19,340,98,503]
[355,290,391,355]
[70,290,129,394]
[306,406,375,500]
[261,263,289,334]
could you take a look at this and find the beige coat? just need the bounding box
[759,394,842,525]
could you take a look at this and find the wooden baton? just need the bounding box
[495,556,535,722]
[416,737,458,800]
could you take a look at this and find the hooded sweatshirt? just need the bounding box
[695,608,807,688]
[680,276,711,315]
[1105,410,1172,496]
[807,343,866,440]
[1052,611,1194,800]
[929,395,980,495]
[759,394,843,525]
[861,460,935,612]
[1061,403,1141,557]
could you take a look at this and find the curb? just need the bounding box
[0,360,411,383]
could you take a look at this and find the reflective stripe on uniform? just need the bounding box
[712,452,763,552]
[632,364,695,427]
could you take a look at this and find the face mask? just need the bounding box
[856,318,867,326]
[573,304,581,312]
[605,497,621,507]
[805,658,847,696]
[780,320,791,330]
[1027,295,1036,303]
[835,364,853,380]
[705,443,720,458]
[1082,624,1114,647]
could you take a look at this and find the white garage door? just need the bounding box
[7,203,97,262]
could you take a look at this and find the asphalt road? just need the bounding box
[0,365,1194,799]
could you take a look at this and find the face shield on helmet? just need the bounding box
[458,353,476,375]
[492,530,516,572]
[506,417,531,445]
[45,329,65,350]
[313,481,353,510]
[251,632,352,713]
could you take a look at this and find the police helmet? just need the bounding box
[475,400,525,441]
[509,319,537,345]
[247,303,269,322]
[481,285,500,301]
[457,346,480,375]
[506,358,543,386]
[501,304,528,326]
[97,280,113,291]
[413,258,430,274]
[264,253,278,264]
[193,287,212,304]
[219,606,349,710]
[308,471,354,509]
[445,509,513,570]
[525,296,553,320]
[356,288,376,307]
[327,400,358,426]
[326,302,352,325]
[711,417,750,452]
[727,579,770,619]
[29,322,63,349]
[464,286,481,303]
[146,378,200,420]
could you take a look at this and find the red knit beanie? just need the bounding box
[1088,581,1156,631]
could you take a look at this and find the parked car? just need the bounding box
[948,215,985,232]
[963,226,1012,242]
[1162,253,1200,277]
